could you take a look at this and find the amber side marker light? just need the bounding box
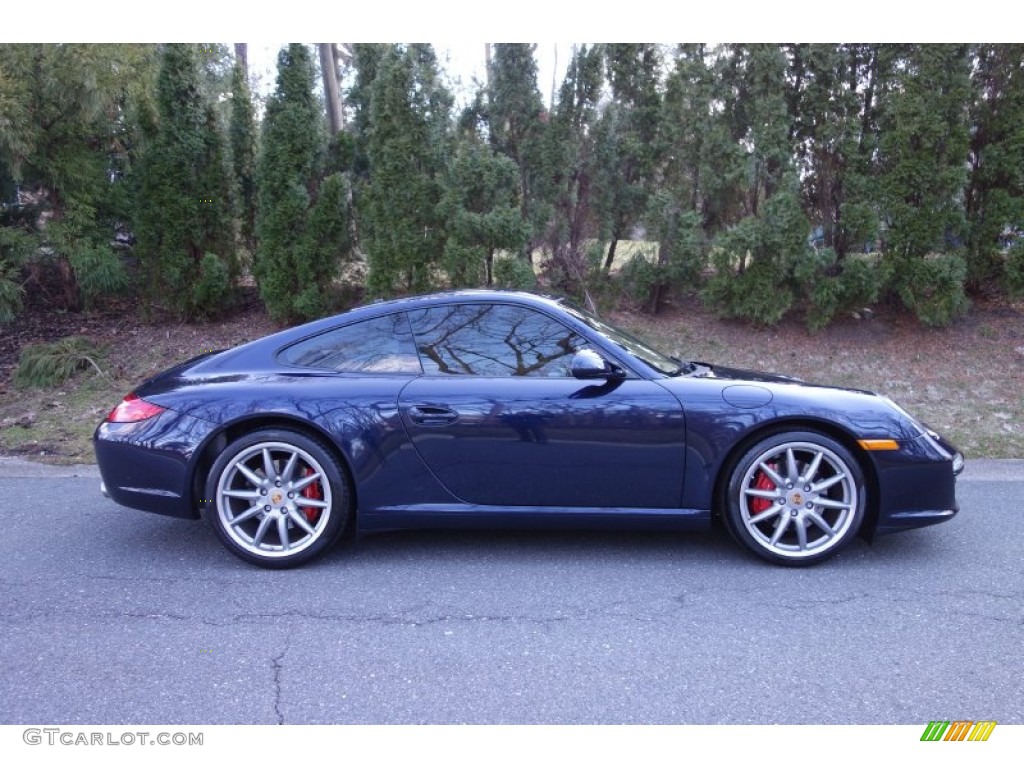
[106,393,167,423]
[858,439,900,451]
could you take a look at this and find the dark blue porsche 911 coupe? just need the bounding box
[94,290,963,568]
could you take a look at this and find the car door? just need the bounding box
[398,302,686,509]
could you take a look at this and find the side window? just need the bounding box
[408,304,586,376]
[278,313,421,374]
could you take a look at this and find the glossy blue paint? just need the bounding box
[93,290,961,548]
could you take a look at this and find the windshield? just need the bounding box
[559,303,681,376]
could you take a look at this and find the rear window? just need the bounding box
[278,313,421,374]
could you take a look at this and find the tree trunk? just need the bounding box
[319,43,343,135]
[603,236,619,273]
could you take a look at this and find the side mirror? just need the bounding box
[571,349,624,380]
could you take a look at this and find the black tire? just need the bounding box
[724,430,866,566]
[204,429,351,568]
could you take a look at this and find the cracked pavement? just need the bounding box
[0,465,1022,724]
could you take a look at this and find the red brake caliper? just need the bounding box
[300,467,323,523]
[750,468,776,514]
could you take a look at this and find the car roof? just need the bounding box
[194,290,576,373]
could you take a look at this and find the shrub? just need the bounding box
[14,337,104,389]
[1006,239,1024,297]
[0,258,22,324]
[620,248,660,304]
[493,256,537,290]
[67,241,129,310]
[191,253,231,317]
[794,250,890,331]
[703,191,807,326]
[0,227,32,323]
[704,252,794,326]
[895,253,970,327]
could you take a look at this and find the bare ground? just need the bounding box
[1,289,1021,463]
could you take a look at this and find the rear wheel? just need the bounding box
[724,431,865,566]
[204,429,350,568]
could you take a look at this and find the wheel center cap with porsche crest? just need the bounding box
[271,490,283,505]
[791,492,804,506]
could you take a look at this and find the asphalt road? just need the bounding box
[1,459,1021,725]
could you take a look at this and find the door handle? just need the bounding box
[408,405,459,426]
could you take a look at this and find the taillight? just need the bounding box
[106,393,167,423]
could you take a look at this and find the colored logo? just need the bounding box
[921,720,996,742]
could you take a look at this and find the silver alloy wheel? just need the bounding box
[215,441,333,559]
[738,441,858,560]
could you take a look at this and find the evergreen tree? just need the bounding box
[702,45,809,324]
[593,44,662,274]
[134,44,235,319]
[877,44,971,325]
[440,138,529,286]
[486,44,549,259]
[542,44,604,302]
[346,44,390,180]
[964,44,1024,290]
[255,44,348,323]
[361,44,452,295]
[718,44,792,216]
[0,44,152,311]
[229,61,258,259]
[786,44,881,259]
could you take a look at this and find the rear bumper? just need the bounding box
[94,410,216,519]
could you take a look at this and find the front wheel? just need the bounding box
[724,431,866,566]
[204,429,351,568]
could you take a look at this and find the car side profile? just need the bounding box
[94,290,963,568]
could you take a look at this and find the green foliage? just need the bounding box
[619,248,659,303]
[361,45,452,295]
[133,44,235,320]
[14,336,102,389]
[0,44,158,309]
[626,193,706,309]
[893,253,970,327]
[493,255,538,290]
[440,138,528,287]
[229,62,258,257]
[787,44,884,259]
[792,247,841,331]
[486,44,549,257]
[541,45,605,299]
[705,250,793,326]
[660,45,746,234]
[878,45,971,260]
[0,257,23,323]
[964,45,1024,288]
[0,226,33,322]
[592,45,661,272]
[703,189,809,325]
[67,241,129,309]
[1003,239,1024,297]
[5,42,1024,326]
[191,252,230,315]
[346,44,390,179]
[255,44,350,323]
[793,250,891,331]
[299,171,351,315]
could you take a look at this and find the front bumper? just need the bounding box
[871,431,961,536]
